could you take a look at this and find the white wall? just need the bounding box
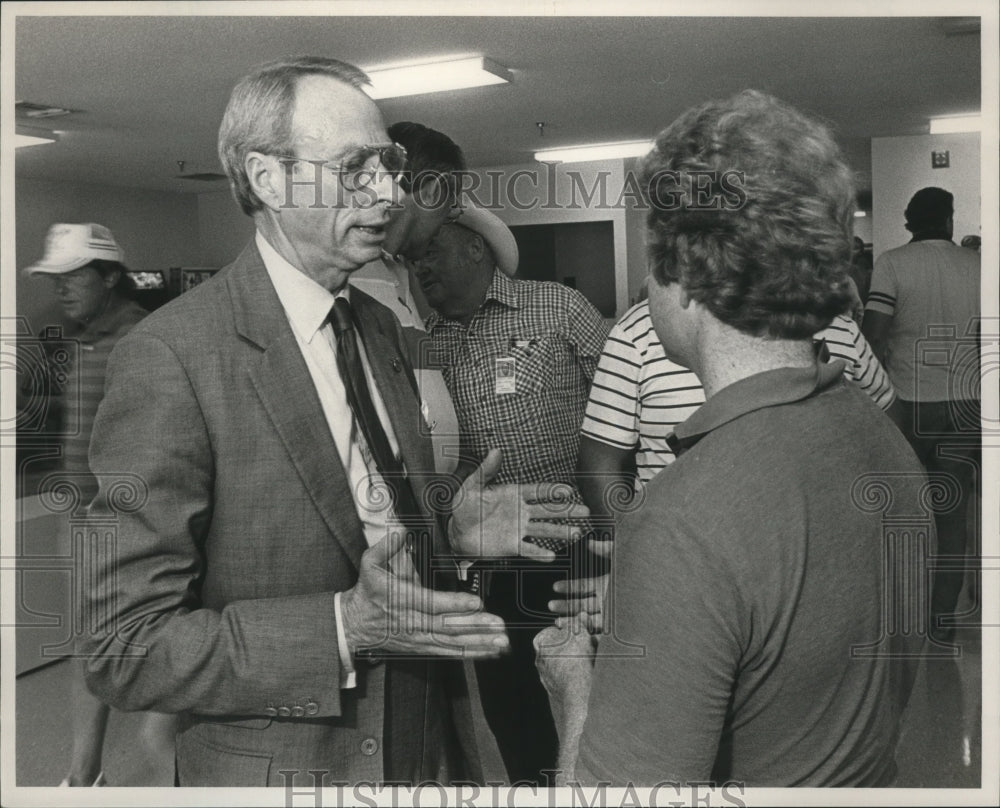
[623,156,650,306]
[196,188,254,268]
[467,159,634,318]
[871,133,980,259]
[16,177,202,334]
[853,213,873,245]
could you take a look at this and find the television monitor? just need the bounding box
[128,270,167,290]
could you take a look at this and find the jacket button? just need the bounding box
[291,705,305,717]
[264,706,278,717]
[277,706,291,717]
[360,737,379,756]
[305,701,319,715]
[392,358,402,372]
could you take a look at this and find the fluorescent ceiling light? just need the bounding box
[929,115,981,134]
[534,140,654,163]
[363,56,511,100]
[16,133,56,148]
[853,211,867,218]
[15,126,58,149]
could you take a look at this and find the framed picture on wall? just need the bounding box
[180,267,218,292]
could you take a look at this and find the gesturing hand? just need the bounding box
[340,531,509,659]
[549,538,614,633]
[449,448,591,561]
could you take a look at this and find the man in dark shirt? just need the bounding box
[535,90,927,786]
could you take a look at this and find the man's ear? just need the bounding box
[414,175,447,209]
[101,269,121,290]
[467,233,485,263]
[245,152,284,212]
[678,286,692,309]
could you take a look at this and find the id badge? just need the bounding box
[495,357,516,394]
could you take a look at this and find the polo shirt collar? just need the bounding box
[667,361,844,456]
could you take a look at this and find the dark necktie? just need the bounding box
[331,297,457,781]
[329,297,430,579]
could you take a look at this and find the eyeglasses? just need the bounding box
[274,143,408,191]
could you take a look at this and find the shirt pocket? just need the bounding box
[489,335,558,429]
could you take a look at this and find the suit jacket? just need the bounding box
[84,241,501,786]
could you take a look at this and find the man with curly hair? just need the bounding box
[535,90,927,786]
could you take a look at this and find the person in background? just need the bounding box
[536,90,925,786]
[350,121,464,473]
[415,211,609,783]
[863,187,981,642]
[24,223,176,787]
[849,235,874,303]
[576,303,898,521]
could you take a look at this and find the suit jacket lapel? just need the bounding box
[351,290,445,549]
[227,242,367,570]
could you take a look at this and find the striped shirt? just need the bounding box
[581,301,705,484]
[60,298,147,500]
[814,314,896,410]
[581,303,896,485]
[426,269,609,485]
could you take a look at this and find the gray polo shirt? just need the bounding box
[577,362,927,786]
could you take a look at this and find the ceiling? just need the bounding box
[13,13,982,199]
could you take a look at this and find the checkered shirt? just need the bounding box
[425,270,610,485]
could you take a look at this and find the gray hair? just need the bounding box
[217,56,370,216]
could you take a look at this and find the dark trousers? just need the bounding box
[475,564,561,785]
[897,398,981,635]
[383,660,465,784]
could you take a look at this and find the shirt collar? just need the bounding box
[666,361,844,456]
[426,266,515,331]
[255,230,347,343]
[483,268,519,310]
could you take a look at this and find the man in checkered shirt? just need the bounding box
[415,208,609,784]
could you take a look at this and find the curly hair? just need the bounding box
[218,56,369,217]
[638,90,855,339]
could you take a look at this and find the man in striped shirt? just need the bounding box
[578,299,897,511]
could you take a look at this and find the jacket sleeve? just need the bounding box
[83,332,346,718]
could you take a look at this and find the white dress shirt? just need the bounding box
[256,231,404,686]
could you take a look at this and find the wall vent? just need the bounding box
[15,100,76,118]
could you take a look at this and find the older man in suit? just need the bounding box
[83,56,582,787]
